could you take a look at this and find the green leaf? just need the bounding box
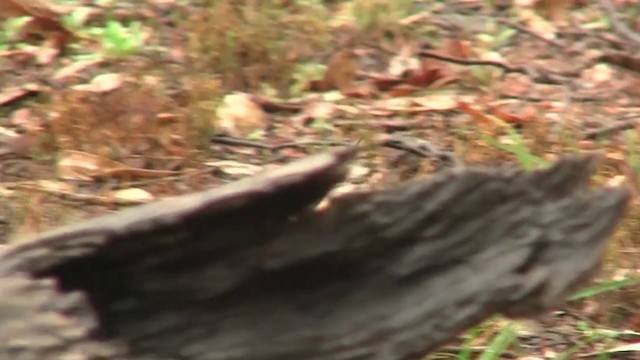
[477,324,517,360]
[569,276,640,301]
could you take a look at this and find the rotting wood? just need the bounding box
[0,147,629,360]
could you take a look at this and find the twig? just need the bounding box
[583,118,640,139]
[210,135,353,152]
[333,118,429,130]
[419,50,526,73]
[418,50,568,85]
[599,0,640,48]
[210,136,274,150]
[379,133,463,169]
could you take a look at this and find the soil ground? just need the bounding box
[0,0,639,358]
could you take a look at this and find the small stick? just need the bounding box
[583,118,639,139]
[599,0,640,47]
[419,50,526,73]
[418,50,571,85]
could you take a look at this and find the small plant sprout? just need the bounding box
[100,20,145,58]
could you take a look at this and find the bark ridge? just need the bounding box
[0,148,629,360]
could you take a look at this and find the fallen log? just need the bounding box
[0,147,629,360]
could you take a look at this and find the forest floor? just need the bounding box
[0,0,639,358]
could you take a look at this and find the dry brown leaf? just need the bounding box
[73,73,125,93]
[0,83,41,106]
[216,93,268,137]
[375,98,412,112]
[381,38,463,97]
[52,59,104,81]
[0,127,33,157]
[33,179,75,193]
[34,41,59,64]
[367,108,394,117]
[534,0,575,24]
[57,150,128,181]
[487,103,536,123]
[58,150,180,181]
[403,58,449,89]
[440,38,473,59]
[398,11,430,25]
[292,100,338,126]
[108,188,155,203]
[0,0,73,47]
[516,8,558,39]
[425,74,459,89]
[369,74,404,92]
[581,64,614,86]
[387,84,421,97]
[335,104,360,116]
[458,101,502,133]
[0,48,36,64]
[500,74,534,97]
[312,48,359,92]
[411,94,460,111]
[0,0,69,19]
[10,108,32,126]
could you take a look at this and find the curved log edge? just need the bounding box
[0,148,630,360]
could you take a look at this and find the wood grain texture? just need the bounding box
[0,148,629,360]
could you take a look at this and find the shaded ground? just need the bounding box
[0,0,639,358]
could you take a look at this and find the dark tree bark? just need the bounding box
[0,147,629,360]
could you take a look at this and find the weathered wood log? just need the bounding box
[0,147,629,360]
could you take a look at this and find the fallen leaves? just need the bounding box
[307,48,359,93]
[0,82,42,107]
[513,6,559,40]
[0,0,68,21]
[0,0,74,48]
[45,77,195,183]
[72,73,125,93]
[52,59,104,82]
[305,37,467,98]
[0,128,36,158]
[533,0,576,24]
[370,93,466,116]
[216,92,269,137]
[582,63,614,85]
[411,93,461,110]
[291,98,338,126]
[460,100,535,126]
[108,187,154,203]
[0,1,637,358]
